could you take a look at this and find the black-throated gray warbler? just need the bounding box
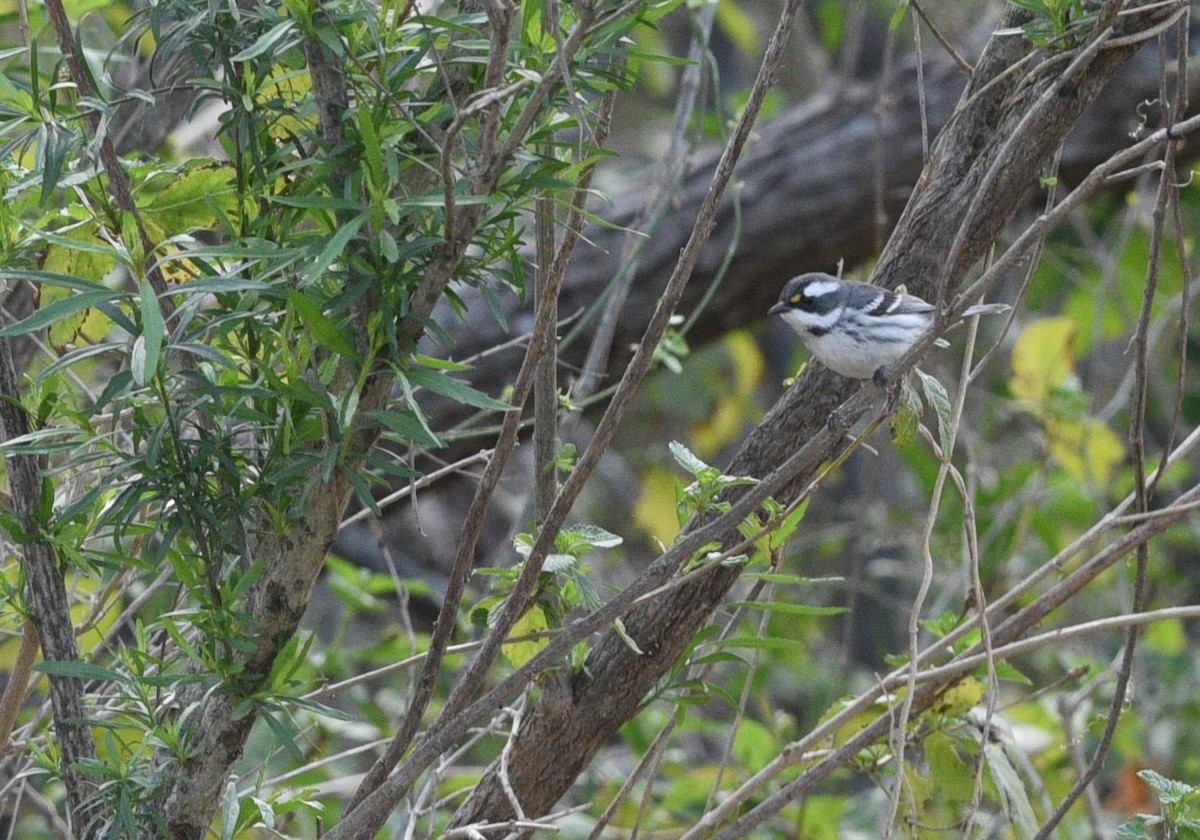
[769,272,1003,381]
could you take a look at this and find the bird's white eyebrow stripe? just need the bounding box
[803,280,842,298]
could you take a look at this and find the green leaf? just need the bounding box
[369,409,444,448]
[742,572,842,586]
[768,498,808,550]
[37,121,71,206]
[133,278,164,386]
[568,568,601,612]
[561,523,622,549]
[992,660,1033,686]
[1115,816,1155,840]
[219,779,239,840]
[287,290,361,362]
[355,105,383,185]
[411,353,472,372]
[259,707,306,761]
[1139,770,1195,806]
[985,742,1038,838]
[890,377,922,447]
[230,19,297,61]
[404,367,510,411]
[915,368,952,451]
[0,65,35,116]
[543,553,576,573]
[669,440,711,479]
[728,601,846,617]
[33,659,129,684]
[1,269,115,293]
[0,288,120,338]
[302,215,366,285]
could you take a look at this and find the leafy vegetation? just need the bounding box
[0,0,1197,838]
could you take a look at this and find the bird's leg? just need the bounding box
[827,404,851,434]
[873,364,904,413]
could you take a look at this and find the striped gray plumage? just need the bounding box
[768,273,936,380]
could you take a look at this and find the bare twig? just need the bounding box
[570,0,716,401]
[0,618,39,760]
[1030,18,1184,838]
[910,0,974,75]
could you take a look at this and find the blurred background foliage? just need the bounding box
[2,0,1200,836]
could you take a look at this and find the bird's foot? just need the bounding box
[873,365,904,412]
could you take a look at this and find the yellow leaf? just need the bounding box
[716,0,760,54]
[929,675,983,716]
[1046,417,1124,484]
[40,229,119,351]
[690,331,765,456]
[0,564,119,677]
[1009,317,1077,406]
[1143,618,1186,656]
[501,606,549,668]
[691,396,743,458]
[725,329,765,396]
[138,162,237,233]
[633,467,680,545]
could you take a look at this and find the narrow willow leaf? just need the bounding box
[369,408,444,449]
[728,601,846,617]
[301,216,365,285]
[287,290,360,362]
[136,277,164,385]
[0,288,118,338]
[230,19,297,61]
[33,659,129,684]
[404,367,510,411]
[916,368,952,452]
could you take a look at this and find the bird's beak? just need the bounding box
[768,302,788,316]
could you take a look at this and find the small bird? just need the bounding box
[769,273,939,381]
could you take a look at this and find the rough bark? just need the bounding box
[0,338,100,833]
[449,1,1189,828]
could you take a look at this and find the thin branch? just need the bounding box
[910,0,974,75]
[570,0,716,401]
[41,0,176,316]
[0,619,39,761]
[1030,22,1182,838]
[338,450,492,530]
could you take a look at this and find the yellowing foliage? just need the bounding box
[1009,316,1124,484]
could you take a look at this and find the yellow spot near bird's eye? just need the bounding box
[790,295,801,304]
